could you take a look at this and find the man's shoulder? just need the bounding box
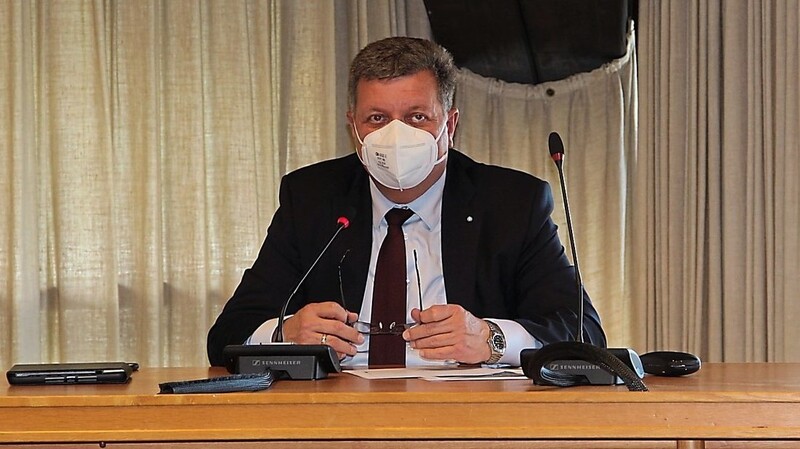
[447,150,554,222]
[449,149,547,189]
[284,153,362,183]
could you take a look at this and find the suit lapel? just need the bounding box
[441,152,480,309]
[332,166,372,315]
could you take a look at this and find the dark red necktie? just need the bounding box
[369,208,414,368]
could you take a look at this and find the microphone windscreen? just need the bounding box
[548,132,564,156]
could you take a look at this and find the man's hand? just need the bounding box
[282,302,363,359]
[402,304,491,364]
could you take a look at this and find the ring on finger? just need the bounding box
[320,334,328,345]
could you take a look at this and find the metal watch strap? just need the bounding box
[485,320,506,364]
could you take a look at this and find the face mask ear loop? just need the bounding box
[432,122,449,165]
[434,121,448,144]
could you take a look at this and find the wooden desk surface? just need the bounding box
[2,363,800,445]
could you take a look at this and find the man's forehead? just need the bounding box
[353,72,441,110]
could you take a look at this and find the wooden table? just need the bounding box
[2,363,800,448]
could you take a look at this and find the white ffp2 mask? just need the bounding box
[354,119,447,190]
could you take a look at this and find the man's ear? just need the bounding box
[447,108,460,146]
[346,111,358,139]
[346,111,361,155]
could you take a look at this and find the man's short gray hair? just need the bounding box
[348,37,457,111]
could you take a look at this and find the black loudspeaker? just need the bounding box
[639,351,701,377]
[423,0,634,84]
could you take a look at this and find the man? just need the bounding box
[207,36,605,368]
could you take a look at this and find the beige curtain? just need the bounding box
[638,0,800,361]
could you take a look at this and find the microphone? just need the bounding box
[275,215,350,343]
[520,132,648,391]
[547,132,584,344]
[223,216,351,380]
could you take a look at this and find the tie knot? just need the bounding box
[385,208,414,226]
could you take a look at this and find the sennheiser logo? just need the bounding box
[547,362,601,371]
[251,359,301,366]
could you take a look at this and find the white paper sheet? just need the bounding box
[345,366,527,381]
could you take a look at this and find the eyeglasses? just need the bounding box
[350,320,415,336]
[337,249,424,337]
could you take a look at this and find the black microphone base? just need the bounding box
[533,348,645,385]
[521,343,647,390]
[223,344,341,380]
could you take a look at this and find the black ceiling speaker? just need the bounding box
[423,0,634,84]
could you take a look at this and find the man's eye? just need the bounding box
[409,114,427,123]
[368,115,385,124]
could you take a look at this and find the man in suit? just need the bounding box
[207,37,605,368]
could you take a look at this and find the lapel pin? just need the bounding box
[466,216,473,222]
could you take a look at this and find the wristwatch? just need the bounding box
[484,320,506,364]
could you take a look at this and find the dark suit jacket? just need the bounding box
[207,150,606,366]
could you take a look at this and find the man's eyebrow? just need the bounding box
[358,105,388,113]
[357,104,439,116]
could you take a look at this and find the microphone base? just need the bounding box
[521,345,646,387]
[538,348,644,385]
[223,344,341,380]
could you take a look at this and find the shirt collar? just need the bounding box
[369,170,446,230]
